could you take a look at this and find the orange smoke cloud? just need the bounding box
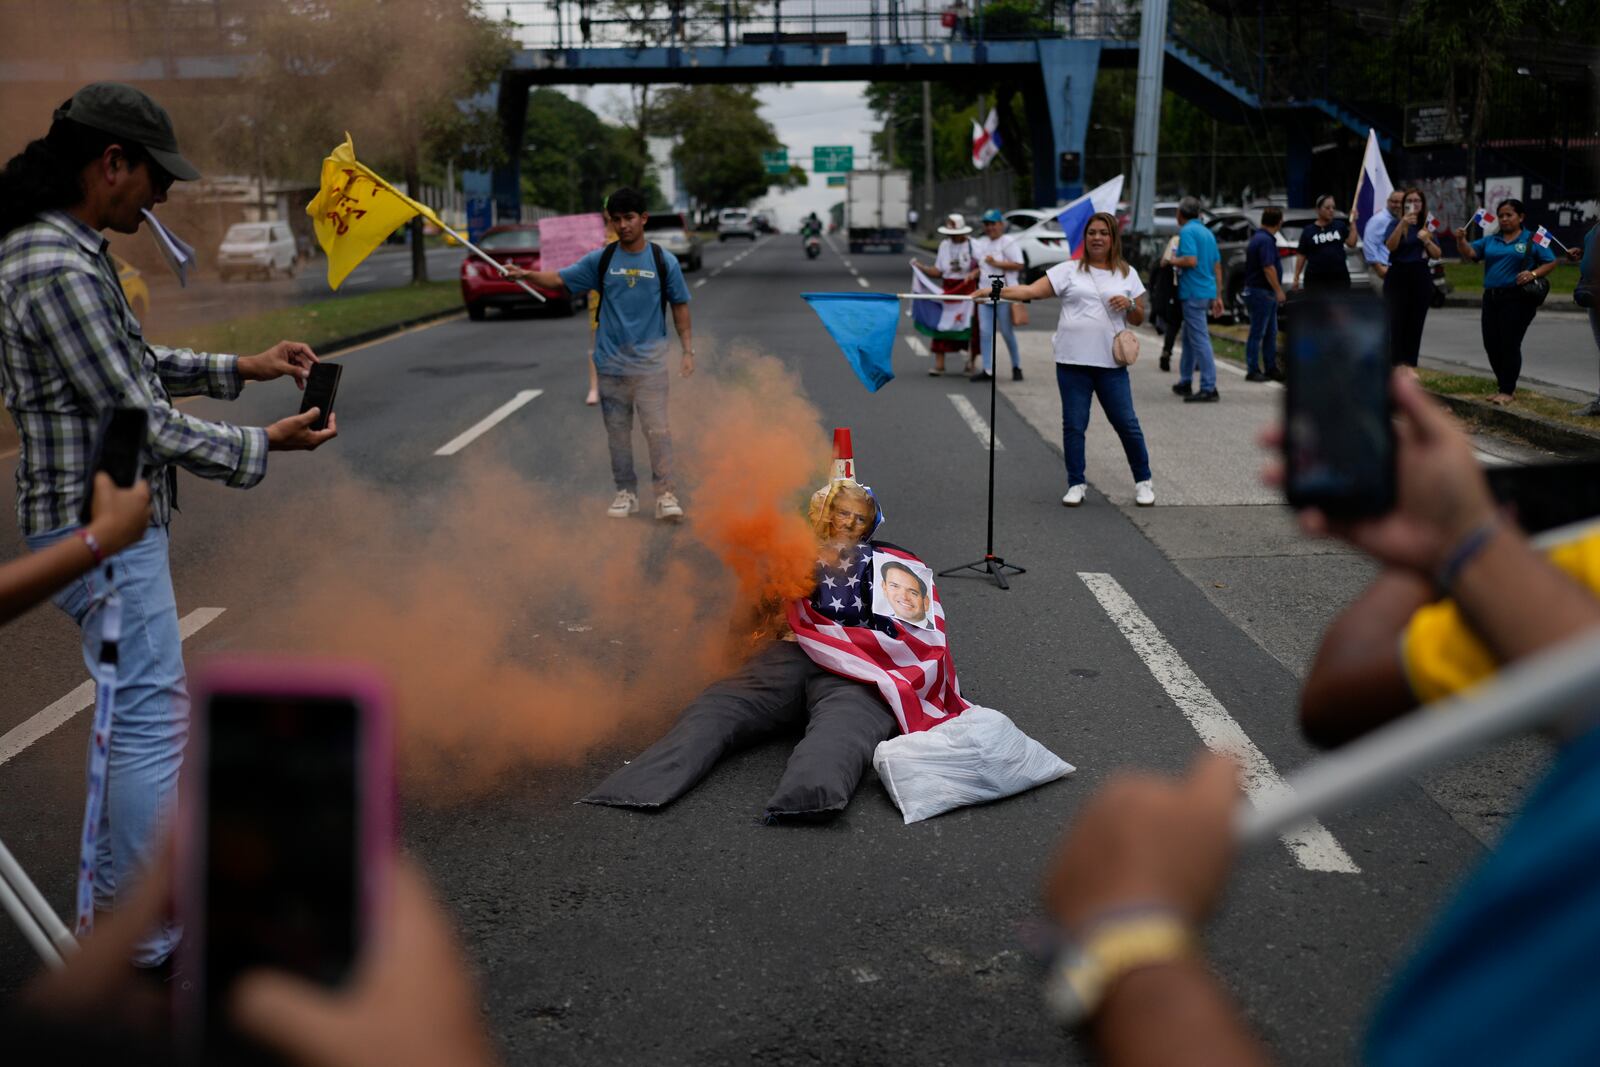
[237,348,829,801]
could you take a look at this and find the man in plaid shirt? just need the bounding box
[0,83,337,968]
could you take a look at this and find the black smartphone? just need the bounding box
[1487,461,1600,535]
[77,407,147,526]
[298,361,342,432]
[178,661,393,1059]
[1283,290,1397,517]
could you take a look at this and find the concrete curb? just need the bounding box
[0,306,464,456]
[1424,391,1600,457]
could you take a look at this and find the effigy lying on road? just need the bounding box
[581,432,1073,824]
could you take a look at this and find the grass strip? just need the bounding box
[1442,260,1581,295]
[166,281,461,356]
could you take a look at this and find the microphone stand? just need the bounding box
[939,274,1027,590]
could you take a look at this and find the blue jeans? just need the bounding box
[1179,298,1218,392]
[1589,307,1600,400]
[977,303,1020,372]
[1242,288,1279,374]
[1055,363,1152,487]
[598,370,675,495]
[25,523,186,966]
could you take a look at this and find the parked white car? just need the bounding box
[217,221,298,281]
[717,208,758,242]
[1003,209,1072,283]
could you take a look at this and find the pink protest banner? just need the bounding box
[537,212,608,273]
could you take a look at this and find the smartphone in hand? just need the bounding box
[178,660,394,1057]
[77,408,147,526]
[298,362,343,432]
[1282,290,1397,517]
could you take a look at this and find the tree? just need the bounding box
[248,0,515,283]
[521,89,653,213]
[652,85,791,209]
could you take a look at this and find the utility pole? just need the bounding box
[1129,0,1169,233]
[921,81,935,230]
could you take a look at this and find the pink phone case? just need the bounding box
[176,657,395,1046]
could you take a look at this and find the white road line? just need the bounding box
[905,336,930,357]
[0,607,226,770]
[434,389,543,456]
[857,277,871,288]
[1077,572,1360,874]
[946,394,1004,450]
[694,278,707,289]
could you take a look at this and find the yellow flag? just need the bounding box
[305,134,445,289]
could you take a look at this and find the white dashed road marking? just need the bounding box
[946,394,1004,450]
[1077,572,1360,874]
[905,336,930,357]
[434,389,544,456]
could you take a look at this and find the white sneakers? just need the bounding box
[608,489,685,521]
[607,489,640,518]
[1061,482,1155,507]
[655,492,684,522]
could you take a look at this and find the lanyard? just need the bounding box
[74,564,121,937]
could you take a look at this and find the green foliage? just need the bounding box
[651,85,787,209]
[977,0,1053,38]
[520,89,654,214]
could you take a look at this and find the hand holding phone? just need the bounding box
[299,361,343,433]
[86,472,152,555]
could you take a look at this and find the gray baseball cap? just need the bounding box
[53,82,200,182]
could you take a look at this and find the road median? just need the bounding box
[1,283,466,456]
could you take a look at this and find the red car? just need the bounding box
[459,224,583,320]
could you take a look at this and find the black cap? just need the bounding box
[53,82,200,182]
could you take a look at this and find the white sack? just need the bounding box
[872,706,1075,824]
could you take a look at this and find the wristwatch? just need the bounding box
[1043,907,1193,1027]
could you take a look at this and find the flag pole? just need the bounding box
[1237,629,1600,850]
[896,292,1022,303]
[434,219,548,303]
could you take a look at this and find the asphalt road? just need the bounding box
[1419,304,1599,400]
[0,231,1557,1063]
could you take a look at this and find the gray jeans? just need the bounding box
[581,641,899,820]
[598,370,674,494]
[1590,307,1600,400]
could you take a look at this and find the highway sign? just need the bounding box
[826,175,847,187]
[813,146,854,173]
[763,149,789,175]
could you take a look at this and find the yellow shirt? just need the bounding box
[1402,527,1600,703]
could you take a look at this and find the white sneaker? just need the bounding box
[607,489,639,518]
[655,491,684,522]
[1134,480,1155,507]
[1061,484,1087,507]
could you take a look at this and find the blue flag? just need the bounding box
[802,292,900,392]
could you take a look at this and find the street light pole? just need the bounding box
[921,80,935,230]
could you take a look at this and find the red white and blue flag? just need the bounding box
[1533,225,1556,248]
[787,544,970,735]
[972,108,1000,171]
[1055,174,1125,260]
[1353,129,1392,231]
[1471,207,1495,229]
[1426,212,1442,233]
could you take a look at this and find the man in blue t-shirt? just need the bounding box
[1241,207,1288,382]
[1170,197,1225,402]
[512,187,694,521]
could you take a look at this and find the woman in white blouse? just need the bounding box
[991,212,1154,507]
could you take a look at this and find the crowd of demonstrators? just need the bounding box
[1240,206,1288,382]
[994,213,1154,508]
[1572,218,1600,417]
[1151,232,1184,372]
[1293,193,1360,291]
[1168,196,1225,403]
[0,82,339,972]
[1363,189,1406,287]
[912,213,980,376]
[1383,187,1443,373]
[1042,373,1600,1065]
[969,209,1026,382]
[508,186,693,522]
[1454,198,1558,405]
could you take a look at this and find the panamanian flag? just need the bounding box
[1353,128,1392,230]
[911,267,974,339]
[1533,225,1556,249]
[1056,175,1125,260]
[1471,207,1495,229]
[972,108,1000,170]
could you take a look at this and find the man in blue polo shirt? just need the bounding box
[1169,196,1226,402]
[513,187,694,520]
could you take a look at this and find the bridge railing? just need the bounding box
[498,0,1138,51]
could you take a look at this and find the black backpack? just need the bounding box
[592,241,672,328]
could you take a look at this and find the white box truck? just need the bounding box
[846,169,910,254]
